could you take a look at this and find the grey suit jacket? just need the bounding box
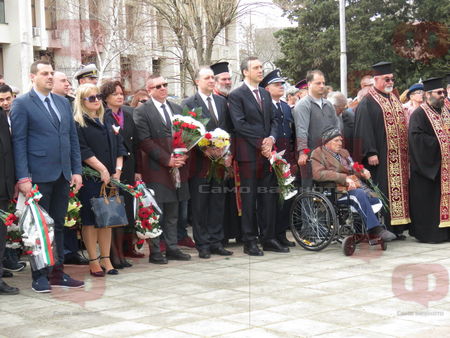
[133,99,189,203]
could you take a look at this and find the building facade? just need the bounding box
[0,0,240,98]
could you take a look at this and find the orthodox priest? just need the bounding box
[353,62,410,238]
[409,77,450,243]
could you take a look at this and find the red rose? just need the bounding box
[69,191,76,198]
[136,239,145,245]
[181,122,189,129]
[141,219,150,229]
[282,171,290,178]
[303,148,311,155]
[189,111,197,117]
[205,133,212,140]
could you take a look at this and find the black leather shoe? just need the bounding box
[64,254,89,265]
[0,280,19,295]
[243,241,264,256]
[112,262,125,269]
[2,270,13,278]
[198,249,211,259]
[277,237,296,247]
[149,252,168,264]
[165,249,191,261]
[263,239,290,253]
[121,260,133,268]
[210,247,233,256]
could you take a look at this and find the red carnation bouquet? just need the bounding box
[64,187,82,228]
[352,161,389,212]
[82,167,162,239]
[0,202,22,249]
[269,150,298,200]
[170,107,208,187]
[126,181,162,239]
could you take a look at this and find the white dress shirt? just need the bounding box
[198,91,218,121]
[151,97,173,124]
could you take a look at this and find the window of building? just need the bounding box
[31,0,37,27]
[0,0,5,24]
[45,0,57,30]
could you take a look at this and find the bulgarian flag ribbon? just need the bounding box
[26,187,55,266]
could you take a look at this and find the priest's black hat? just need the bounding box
[372,62,393,76]
[259,69,285,88]
[295,79,307,89]
[210,62,229,76]
[422,77,444,92]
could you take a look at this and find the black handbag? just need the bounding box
[90,183,128,228]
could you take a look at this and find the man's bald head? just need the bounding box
[52,71,70,96]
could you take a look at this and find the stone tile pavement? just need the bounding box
[1,235,450,337]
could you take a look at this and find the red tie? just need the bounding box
[253,89,262,109]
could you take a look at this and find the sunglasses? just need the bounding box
[150,83,168,90]
[431,90,447,96]
[383,77,395,83]
[139,99,148,103]
[83,94,102,102]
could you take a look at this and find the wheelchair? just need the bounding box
[289,182,387,256]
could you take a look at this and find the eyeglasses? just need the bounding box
[149,83,168,90]
[83,94,102,102]
[139,99,148,103]
[431,90,447,96]
[383,77,395,83]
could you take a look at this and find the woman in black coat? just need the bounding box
[100,80,138,268]
[74,84,128,277]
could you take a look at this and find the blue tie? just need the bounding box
[44,97,60,128]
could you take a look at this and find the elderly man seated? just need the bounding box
[311,128,396,242]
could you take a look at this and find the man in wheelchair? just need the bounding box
[310,128,396,242]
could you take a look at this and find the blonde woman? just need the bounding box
[74,84,128,277]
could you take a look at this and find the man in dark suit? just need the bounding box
[134,74,191,264]
[228,56,283,256]
[11,60,84,293]
[0,108,19,295]
[261,69,296,250]
[51,71,87,266]
[182,66,233,259]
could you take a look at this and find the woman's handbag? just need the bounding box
[90,183,128,228]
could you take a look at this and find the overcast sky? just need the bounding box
[240,0,295,29]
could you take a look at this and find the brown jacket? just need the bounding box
[311,146,361,187]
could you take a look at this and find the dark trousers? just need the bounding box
[150,201,179,253]
[238,160,278,243]
[189,177,225,250]
[276,197,294,238]
[32,175,69,280]
[0,199,8,278]
[177,200,188,240]
[63,227,80,257]
[347,189,381,230]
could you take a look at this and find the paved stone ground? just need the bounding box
[2,234,450,337]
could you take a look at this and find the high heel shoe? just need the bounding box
[100,256,119,275]
[89,256,105,277]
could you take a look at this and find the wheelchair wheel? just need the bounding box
[290,191,337,251]
[342,236,356,256]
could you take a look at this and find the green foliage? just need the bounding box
[275,0,450,96]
